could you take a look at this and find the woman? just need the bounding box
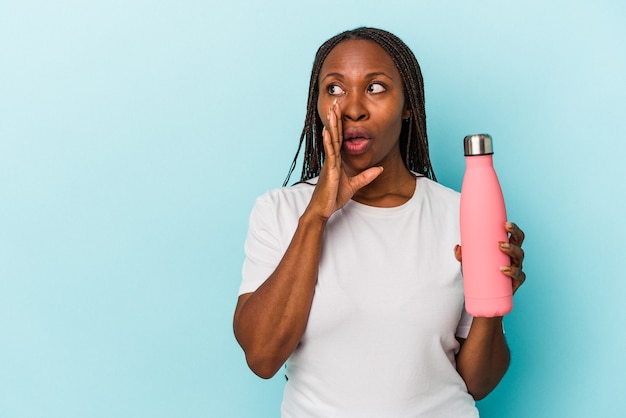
[234,27,526,417]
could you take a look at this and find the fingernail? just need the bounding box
[506,222,513,229]
[500,242,510,249]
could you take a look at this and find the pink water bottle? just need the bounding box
[460,134,512,317]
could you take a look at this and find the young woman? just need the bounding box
[234,27,526,417]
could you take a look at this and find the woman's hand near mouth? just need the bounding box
[304,101,384,222]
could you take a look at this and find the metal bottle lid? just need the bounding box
[464,133,493,156]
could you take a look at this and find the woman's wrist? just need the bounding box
[470,316,505,335]
[300,209,330,229]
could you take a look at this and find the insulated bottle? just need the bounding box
[460,134,512,317]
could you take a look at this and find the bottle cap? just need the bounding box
[464,134,493,156]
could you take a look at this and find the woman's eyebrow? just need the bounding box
[320,72,344,82]
[320,71,393,82]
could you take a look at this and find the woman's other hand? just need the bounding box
[454,222,526,294]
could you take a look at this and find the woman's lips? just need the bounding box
[342,127,372,155]
[342,138,370,154]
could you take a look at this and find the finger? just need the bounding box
[499,242,525,269]
[453,244,462,263]
[505,222,525,247]
[321,125,336,169]
[335,100,343,155]
[329,100,342,163]
[500,265,526,294]
[349,166,384,191]
[513,270,526,294]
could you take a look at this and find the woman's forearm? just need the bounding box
[456,317,510,400]
[233,211,326,379]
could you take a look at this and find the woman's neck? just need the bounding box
[351,165,417,208]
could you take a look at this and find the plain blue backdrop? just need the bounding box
[1,0,625,417]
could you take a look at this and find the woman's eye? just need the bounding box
[328,85,346,96]
[368,83,386,94]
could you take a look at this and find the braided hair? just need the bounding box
[283,27,435,186]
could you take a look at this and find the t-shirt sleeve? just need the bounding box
[238,195,283,295]
[455,307,473,339]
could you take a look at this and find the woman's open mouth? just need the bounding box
[342,127,372,155]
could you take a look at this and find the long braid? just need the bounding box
[283,27,435,186]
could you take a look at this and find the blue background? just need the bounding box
[2,1,625,416]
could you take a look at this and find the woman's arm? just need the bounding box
[233,211,326,379]
[233,102,383,379]
[455,317,509,400]
[455,222,526,399]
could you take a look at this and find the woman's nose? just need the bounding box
[341,92,368,121]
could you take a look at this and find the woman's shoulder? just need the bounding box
[417,177,461,206]
[254,178,318,211]
[416,175,460,200]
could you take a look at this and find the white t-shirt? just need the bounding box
[239,176,478,417]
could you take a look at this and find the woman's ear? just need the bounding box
[402,105,410,120]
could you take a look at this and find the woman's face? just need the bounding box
[317,39,410,175]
